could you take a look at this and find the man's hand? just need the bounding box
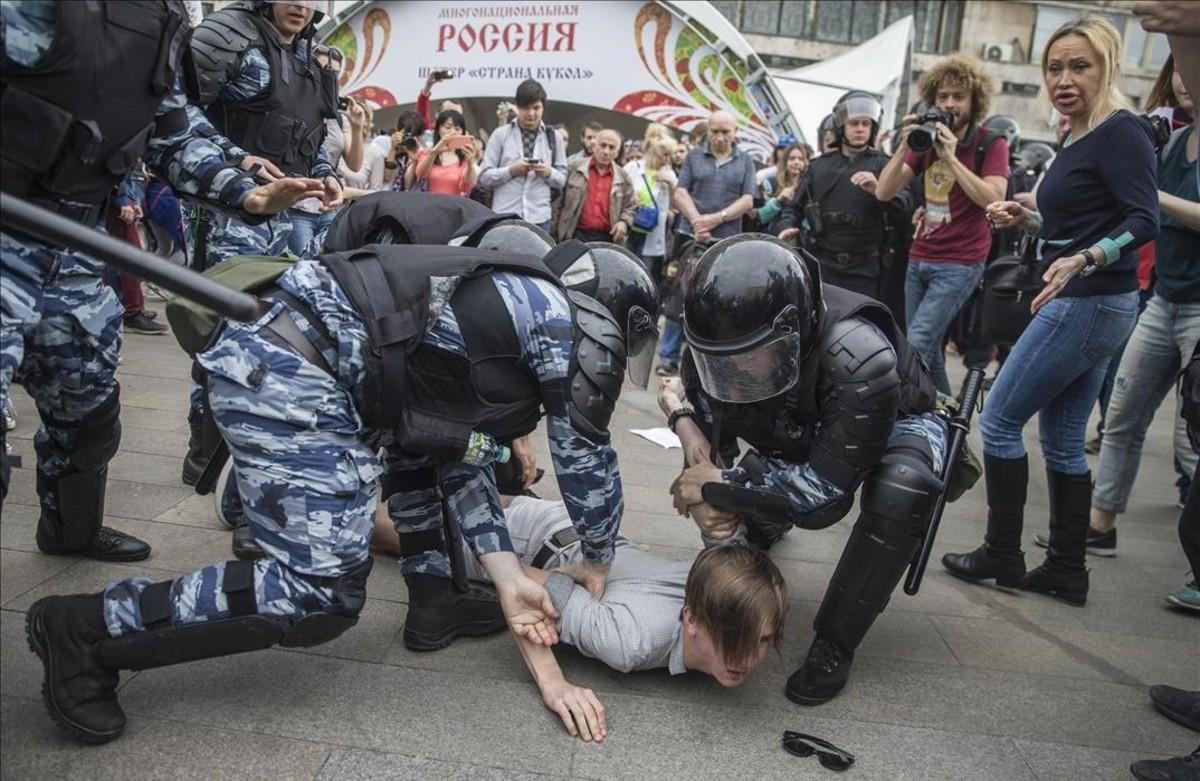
[657,376,687,418]
[777,227,800,242]
[691,213,718,233]
[610,220,628,244]
[117,204,142,224]
[552,560,610,599]
[510,435,537,491]
[895,114,918,153]
[933,122,957,162]
[242,177,326,216]
[320,176,344,211]
[531,161,552,178]
[670,447,723,514]
[509,158,533,177]
[239,155,284,183]
[496,573,560,646]
[1132,1,1200,34]
[540,676,607,742]
[690,502,740,539]
[850,171,878,194]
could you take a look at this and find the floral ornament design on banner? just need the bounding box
[328,6,398,106]
[617,3,773,159]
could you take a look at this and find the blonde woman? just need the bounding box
[623,134,678,282]
[943,16,1156,607]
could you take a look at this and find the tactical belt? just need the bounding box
[257,287,335,376]
[531,526,580,569]
[821,251,881,267]
[23,194,103,230]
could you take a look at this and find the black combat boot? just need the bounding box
[942,454,1028,587]
[1018,470,1090,606]
[786,635,854,706]
[25,593,126,744]
[402,573,507,652]
[35,470,151,562]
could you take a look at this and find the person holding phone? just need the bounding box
[407,109,478,196]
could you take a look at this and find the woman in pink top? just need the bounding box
[406,109,478,196]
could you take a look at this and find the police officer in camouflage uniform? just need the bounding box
[667,236,946,706]
[0,1,322,564]
[25,237,657,743]
[179,0,342,487]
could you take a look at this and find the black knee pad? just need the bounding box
[858,450,943,540]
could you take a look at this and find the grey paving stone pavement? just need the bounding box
[1,321,1196,779]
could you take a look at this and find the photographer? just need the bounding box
[383,110,428,191]
[479,78,567,231]
[943,16,1156,608]
[875,54,1010,395]
[405,109,478,196]
[778,92,911,303]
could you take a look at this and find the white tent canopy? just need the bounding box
[772,17,914,148]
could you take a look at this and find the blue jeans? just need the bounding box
[659,318,684,364]
[980,292,1139,474]
[1092,296,1200,513]
[905,260,985,395]
[286,209,336,257]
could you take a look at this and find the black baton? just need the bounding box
[904,367,987,595]
[0,193,261,322]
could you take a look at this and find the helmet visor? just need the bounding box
[625,305,658,389]
[691,333,802,403]
[837,95,882,123]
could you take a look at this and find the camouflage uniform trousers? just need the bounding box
[384,457,515,578]
[103,300,381,635]
[0,231,122,505]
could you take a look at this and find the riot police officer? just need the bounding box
[25,239,657,743]
[667,236,946,705]
[0,1,320,562]
[179,0,344,487]
[778,92,912,302]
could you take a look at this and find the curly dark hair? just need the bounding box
[918,54,994,125]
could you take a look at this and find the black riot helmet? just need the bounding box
[1014,141,1053,176]
[833,90,883,149]
[684,235,821,404]
[546,241,659,389]
[982,115,1021,149]
[458,217,556,257]
[817,113,838,153]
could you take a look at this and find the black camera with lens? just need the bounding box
[1140,113,1172,152]
[907,107,956,154]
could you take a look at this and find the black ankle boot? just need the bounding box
[402,573,507,651]
[943,454,1028,587]
[25,593,125,743]
[785,636,854,706]
[1018,470,1090,606]
[35,470,151,562]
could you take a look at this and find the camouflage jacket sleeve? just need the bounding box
[113,165,147,208]
[721,457,845,520]
[494,273,623,565]
[145,74,257,211]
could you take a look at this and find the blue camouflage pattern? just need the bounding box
[0,235,122,504]
[386,270,624,576]
[104,261,379,634]
[723,412,948,520]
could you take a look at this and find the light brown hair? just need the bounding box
[1039,15,1130,131]
[684,545,788,668]
[918,53,994,124]
[1144,53,1178,111]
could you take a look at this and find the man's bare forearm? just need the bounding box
[673,188,702,222]
[875,146,911,202]
[674,416,715,468]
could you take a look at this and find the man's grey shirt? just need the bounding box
[478,121,568,224]
[676,143,756,239]
[509,498,689,675]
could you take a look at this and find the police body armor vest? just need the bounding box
[319,245,567,462]
[808,151,888,254]
[195,7,335,177]
[686,284,936,464]
[321,191,498,252]
[0,1,189,210]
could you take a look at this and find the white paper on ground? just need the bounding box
[630,427,681,449]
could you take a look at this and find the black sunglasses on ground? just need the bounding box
[782,730,855,771]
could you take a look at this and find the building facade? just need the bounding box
[711,0,1170,142]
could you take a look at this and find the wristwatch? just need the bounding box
[1078,247,1101,277]
[667,405,695,433]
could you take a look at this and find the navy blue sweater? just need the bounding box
[1037,110,1159,297]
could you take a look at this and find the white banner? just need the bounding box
[325,1,780,158]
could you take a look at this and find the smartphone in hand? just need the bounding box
[431,69,454,81]
[444,136,474,151]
